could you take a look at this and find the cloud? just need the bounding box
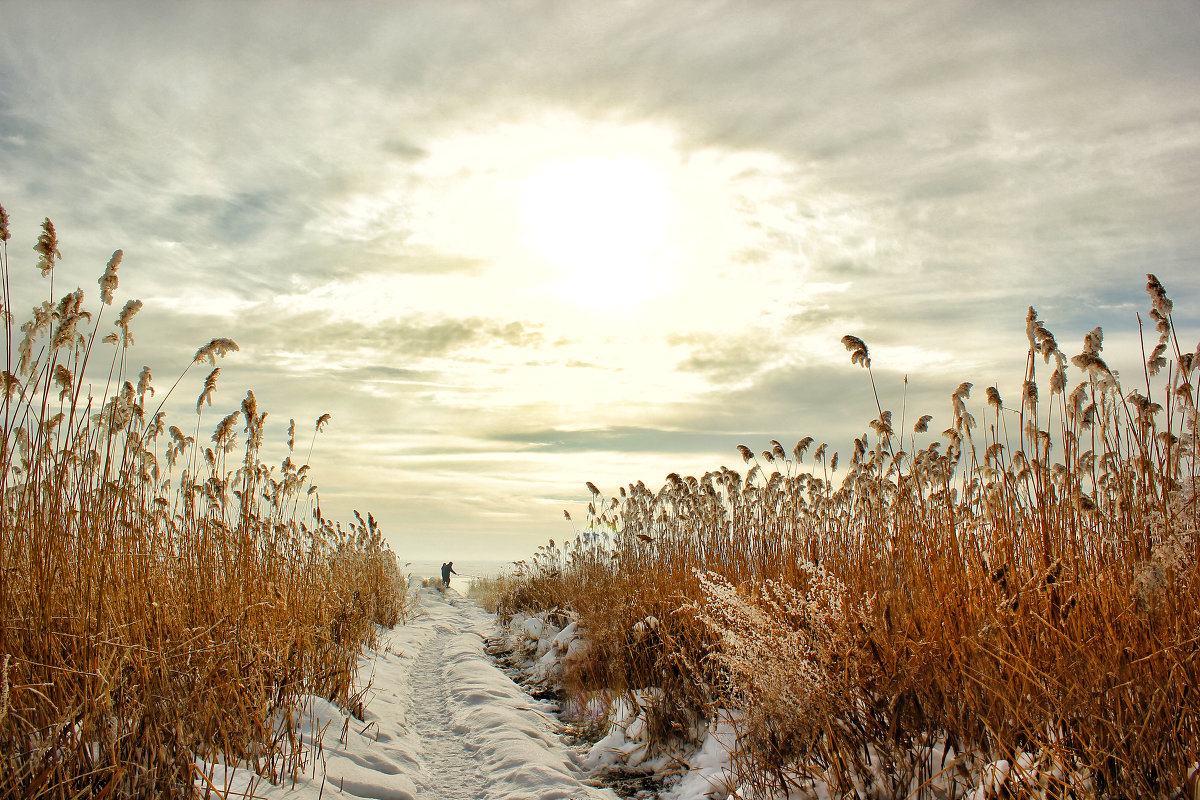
[7,3,1197,318]
[487,426,750,456]
[1,1,1198,560]
[668,331,779,386]
[159,307,546,364]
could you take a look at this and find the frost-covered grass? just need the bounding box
[0,207,408,799]
[501,276,1200,798]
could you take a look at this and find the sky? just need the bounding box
[1,1,1198,561]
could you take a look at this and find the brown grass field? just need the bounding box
[500,276,1199,797]
[0,207,407,798]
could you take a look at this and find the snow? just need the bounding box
[665,718,738,800]
[188,583,1103,800]
[497,609,741,800]
[194,584,617,800]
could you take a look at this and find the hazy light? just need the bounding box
[519,157,676,310]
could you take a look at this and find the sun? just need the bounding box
[518,157,676,311]
[398,113,809,326]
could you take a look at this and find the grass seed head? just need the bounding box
[34,217,60,275]
[841,334,870,368]
[193,337,240,365]
[98,249,122,304]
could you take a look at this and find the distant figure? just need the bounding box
[441,561,457,589]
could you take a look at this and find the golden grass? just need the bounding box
[501,276,1200,797]
[0,207,409,799]
[466,573,519,613]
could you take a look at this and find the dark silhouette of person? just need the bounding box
[441,561,457,588]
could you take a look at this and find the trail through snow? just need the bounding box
[198,586,617,800]
[407,626,490,798]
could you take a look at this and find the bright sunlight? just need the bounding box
[318,112,825,331]
[518,157,675,310]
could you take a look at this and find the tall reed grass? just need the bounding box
[501,276,1199,798]
[467,574,519,614]
[0,205,408,799]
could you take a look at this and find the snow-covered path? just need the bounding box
[199,586,617,800]
[406,625,491,798]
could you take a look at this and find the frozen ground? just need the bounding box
[196,585,617,800]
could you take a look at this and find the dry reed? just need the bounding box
[0,205,408,799]
[501,276,1200,798]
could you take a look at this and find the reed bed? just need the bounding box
[0,206,408,799]
[467,573,521,614]
[501,276,1199,798]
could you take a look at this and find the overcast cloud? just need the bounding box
[1,1,1198,560]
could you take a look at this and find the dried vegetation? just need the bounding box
[0,206,407,798]
[501,276,1200,798]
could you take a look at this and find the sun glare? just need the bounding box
[374,112,827,332]
[518,157,675,310]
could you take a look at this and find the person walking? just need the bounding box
[441,561,457,589]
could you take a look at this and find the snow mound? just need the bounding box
[197,586,615,800]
